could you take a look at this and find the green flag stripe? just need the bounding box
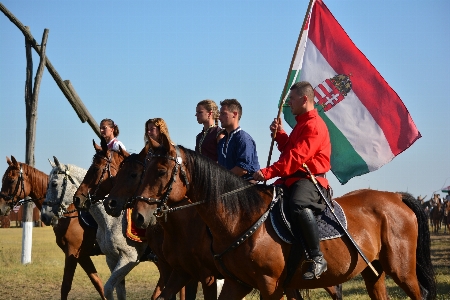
[316,108,369,184]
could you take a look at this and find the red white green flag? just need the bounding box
[281,0,421,184]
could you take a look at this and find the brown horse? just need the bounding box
[73,140,191,300]
[0,156,106,300]
[132,139,436,300]
[0,156,47,215]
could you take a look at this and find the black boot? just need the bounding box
[292,208,327,280]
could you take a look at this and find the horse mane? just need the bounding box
[178,145,266,216]
[23,164,49,200]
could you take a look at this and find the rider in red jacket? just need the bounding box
[254,81,331,280]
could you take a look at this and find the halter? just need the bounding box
[0,164,25,208]
[84,152,114,206]
[43,165,79,219]
[133,146,190,221]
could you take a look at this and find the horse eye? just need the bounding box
[131,173,137,178]
[157,169,167,177]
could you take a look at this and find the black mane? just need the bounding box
[178,145,270,216]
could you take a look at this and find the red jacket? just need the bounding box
[260,109,331,188]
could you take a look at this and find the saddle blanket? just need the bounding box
[126,208,147,242]
[270,197,347,244]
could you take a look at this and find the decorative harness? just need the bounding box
[132,145,277,287]
[43,165,80,222]
[132,146,190,221]
[0,164,26,208]
[83,152,115,206]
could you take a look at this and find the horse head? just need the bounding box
[41,157,86,226]
[104,144,148,218]
[0,156,30,215]
[132,135,190,229]
[73,138,128,211]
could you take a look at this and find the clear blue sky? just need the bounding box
[1,0,449,201]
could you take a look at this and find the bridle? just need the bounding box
[83,152,115,206]
[132,146,190,220]
[132,145,257,221]
[43,165,79,219]
[0,164,26,208]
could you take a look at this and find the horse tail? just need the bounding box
[399,192,437,299]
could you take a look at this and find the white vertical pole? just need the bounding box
[21,198,33,264]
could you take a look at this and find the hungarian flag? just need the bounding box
[281,0,421,184]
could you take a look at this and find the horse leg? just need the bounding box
[200,279,217,300]
[60,255,78,300]
[156,270,192,300]
[77,254,106,300]
[217,279,253,300]
[361,263,388,300]
[380,244,422,299]
[104,255,120,300]
[105,256,140,300]
[184,280,199,300]
[284,288,302,300]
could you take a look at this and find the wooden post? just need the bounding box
[0,3,101,139]
[22,29,34,265]
[22,28,48,264]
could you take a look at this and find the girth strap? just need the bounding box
[211,187,279,288]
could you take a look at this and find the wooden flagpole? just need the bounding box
[265,0,315,170]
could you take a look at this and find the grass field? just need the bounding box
[0,226,449,299]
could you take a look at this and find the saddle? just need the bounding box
[269,186,348,244]
[78,210,98,229]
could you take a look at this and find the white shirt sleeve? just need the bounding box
[112,140,126,152]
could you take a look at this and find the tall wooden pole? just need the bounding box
[22,28,34,265]
[22,28,48,265]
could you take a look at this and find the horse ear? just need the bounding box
[6,156,12,166]
[93,139,102,152]
[100,137,108,153]
[53,156,61,167]
[118,145,129,158]
[48,158,56,168]
[10,156,18,166]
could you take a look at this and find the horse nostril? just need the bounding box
[109,199,117,209]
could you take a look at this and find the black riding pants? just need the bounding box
[287,178,326,217]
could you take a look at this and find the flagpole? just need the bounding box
[265,0,315,170]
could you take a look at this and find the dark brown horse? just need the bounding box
[132,139,436,300]
[73,140,191,300]
[102,143,224,300]
[127,141,341,300]
[0,156,106,300]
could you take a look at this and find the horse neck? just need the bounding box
[23,164,49,210]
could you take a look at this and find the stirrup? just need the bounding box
[302,256,327,280]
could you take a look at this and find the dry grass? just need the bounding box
[0,226,449,299]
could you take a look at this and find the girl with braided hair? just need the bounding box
[195,99,224,162]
